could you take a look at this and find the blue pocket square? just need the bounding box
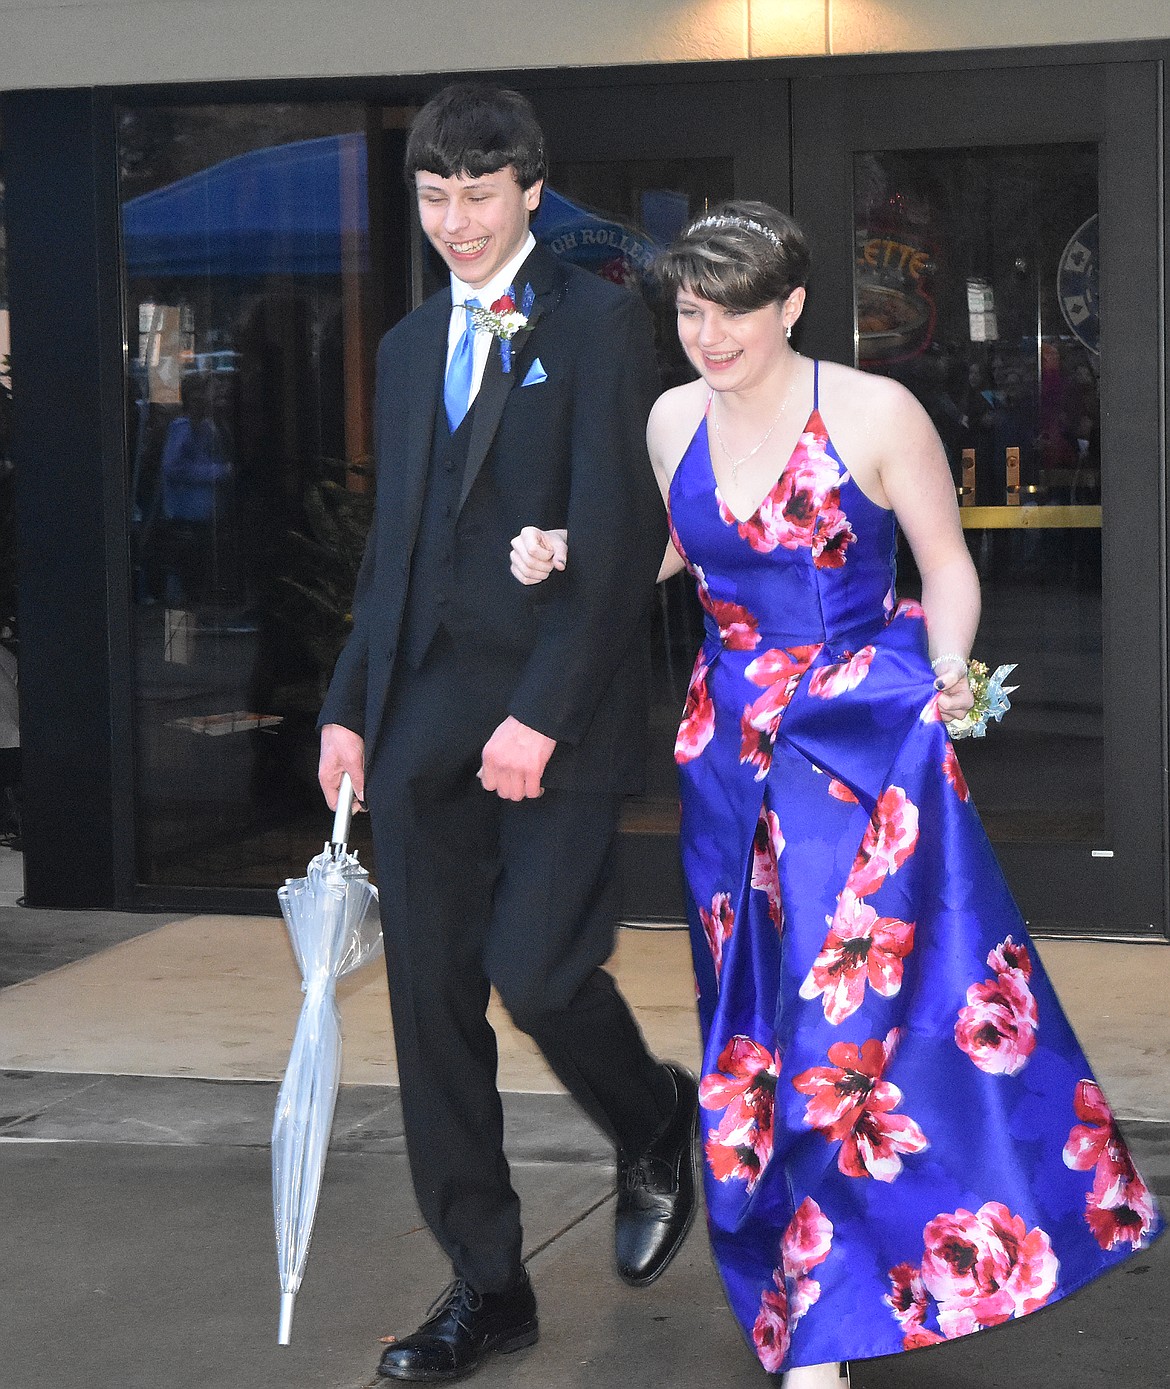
[521,358,547,387]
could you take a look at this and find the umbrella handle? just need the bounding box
[331,771,355,850]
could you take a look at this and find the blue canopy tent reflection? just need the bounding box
[121,134,674,284]
[122,133,370,279]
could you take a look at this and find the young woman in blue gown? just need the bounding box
[511,202,1162,1385]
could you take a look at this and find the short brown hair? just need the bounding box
[655,201,810,312]
[405,83,546,191]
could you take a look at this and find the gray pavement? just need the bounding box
[1,1071,1166,1389]
[1,844,1168,1389]
[0,846,181,986]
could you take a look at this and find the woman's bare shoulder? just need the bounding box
[648,379,708,470]
[817,359,934,464]
[816,358,914,410]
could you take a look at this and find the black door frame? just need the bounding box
[3,43,1166,932]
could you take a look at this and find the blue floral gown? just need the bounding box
[668,362,1163,1373]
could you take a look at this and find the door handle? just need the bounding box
[958,448,976,506]
[1005,446,1020,506]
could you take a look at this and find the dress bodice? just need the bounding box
[668,362,898,660]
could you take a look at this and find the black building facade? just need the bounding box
[3,44,1167,935]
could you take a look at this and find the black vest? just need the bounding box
[399,394,475,668]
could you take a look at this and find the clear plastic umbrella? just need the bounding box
[272,772,382,1345]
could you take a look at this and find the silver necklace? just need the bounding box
[712,360,801,480]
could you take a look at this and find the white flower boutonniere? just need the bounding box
[469,282,536,372]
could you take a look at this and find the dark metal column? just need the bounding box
[2,87,133,907]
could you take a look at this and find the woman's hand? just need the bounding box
[933,658,975,723]
[510,526,568,585]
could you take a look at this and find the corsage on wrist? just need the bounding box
[944,659,1019,740]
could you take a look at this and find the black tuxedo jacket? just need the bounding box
[319,243,667,792]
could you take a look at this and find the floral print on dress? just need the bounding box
[675,655,715,765]
[699,891,735,984]
[846,786,920,897]
[700,1035,778,1191]
[810,489,856,570]
[919,692,944,724]
[792,1029,928,1181]
[942,743,969,800]
[1063,1080,1158,1251]
[808,646,876,699]
[954,936,1038,1076]
[799,888,915,1024]
[827,778,859,804]
[750,807,786,931]
[752,1198,834,1372]
[693,564,761,650]
[739,645,822,780]
[886,1201,1059,1346]
[716,422,854,567]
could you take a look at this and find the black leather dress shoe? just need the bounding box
[376,1272,538,1382]
[615,1062,699,1286]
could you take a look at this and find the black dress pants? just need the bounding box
[365,633,671,1295]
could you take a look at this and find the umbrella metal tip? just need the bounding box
[278,1291,296,1345]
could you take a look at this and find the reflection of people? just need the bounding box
[317,85,697,1384]
[159,372,232,603]
[515,202,1161,1385]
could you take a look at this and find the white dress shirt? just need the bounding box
[447,232,537,409]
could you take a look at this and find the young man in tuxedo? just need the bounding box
[318,83,697,1382]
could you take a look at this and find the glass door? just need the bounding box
[118,100,387,893]
[793,62,1165,934]
[521,77,790,921]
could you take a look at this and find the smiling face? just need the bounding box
[676,286,804,391]
[415,167,542,289]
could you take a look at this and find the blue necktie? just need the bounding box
[443,298,480,433]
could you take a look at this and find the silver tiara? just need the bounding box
[689,214,783,249]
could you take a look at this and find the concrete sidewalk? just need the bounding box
[1,846,1167,1389]
[2,1073,1167,1389]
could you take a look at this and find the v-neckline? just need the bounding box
[706,407,820,526]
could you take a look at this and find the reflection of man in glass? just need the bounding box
[317,85,697,1383]
[159,371,231,604]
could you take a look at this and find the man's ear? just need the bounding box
[524,179,544,215]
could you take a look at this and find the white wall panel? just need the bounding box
[828,0,1170,54]
[0,0,1168,89]
[0,0,749,89]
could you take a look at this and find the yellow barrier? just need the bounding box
[959,506,1102,530]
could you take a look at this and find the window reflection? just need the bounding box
[853,146,1104,844]
[533,161,733,845]
[120,104,378,888]
[119,116,730,894]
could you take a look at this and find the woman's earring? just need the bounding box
[786,323,793,340]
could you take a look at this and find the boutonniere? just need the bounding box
[469,282,536,373]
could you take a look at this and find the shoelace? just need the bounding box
[621,1152,672,1192]
[622,1160,648,1192]
[426,1278,483,1333]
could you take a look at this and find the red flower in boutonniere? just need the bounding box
[469,282,535,372]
